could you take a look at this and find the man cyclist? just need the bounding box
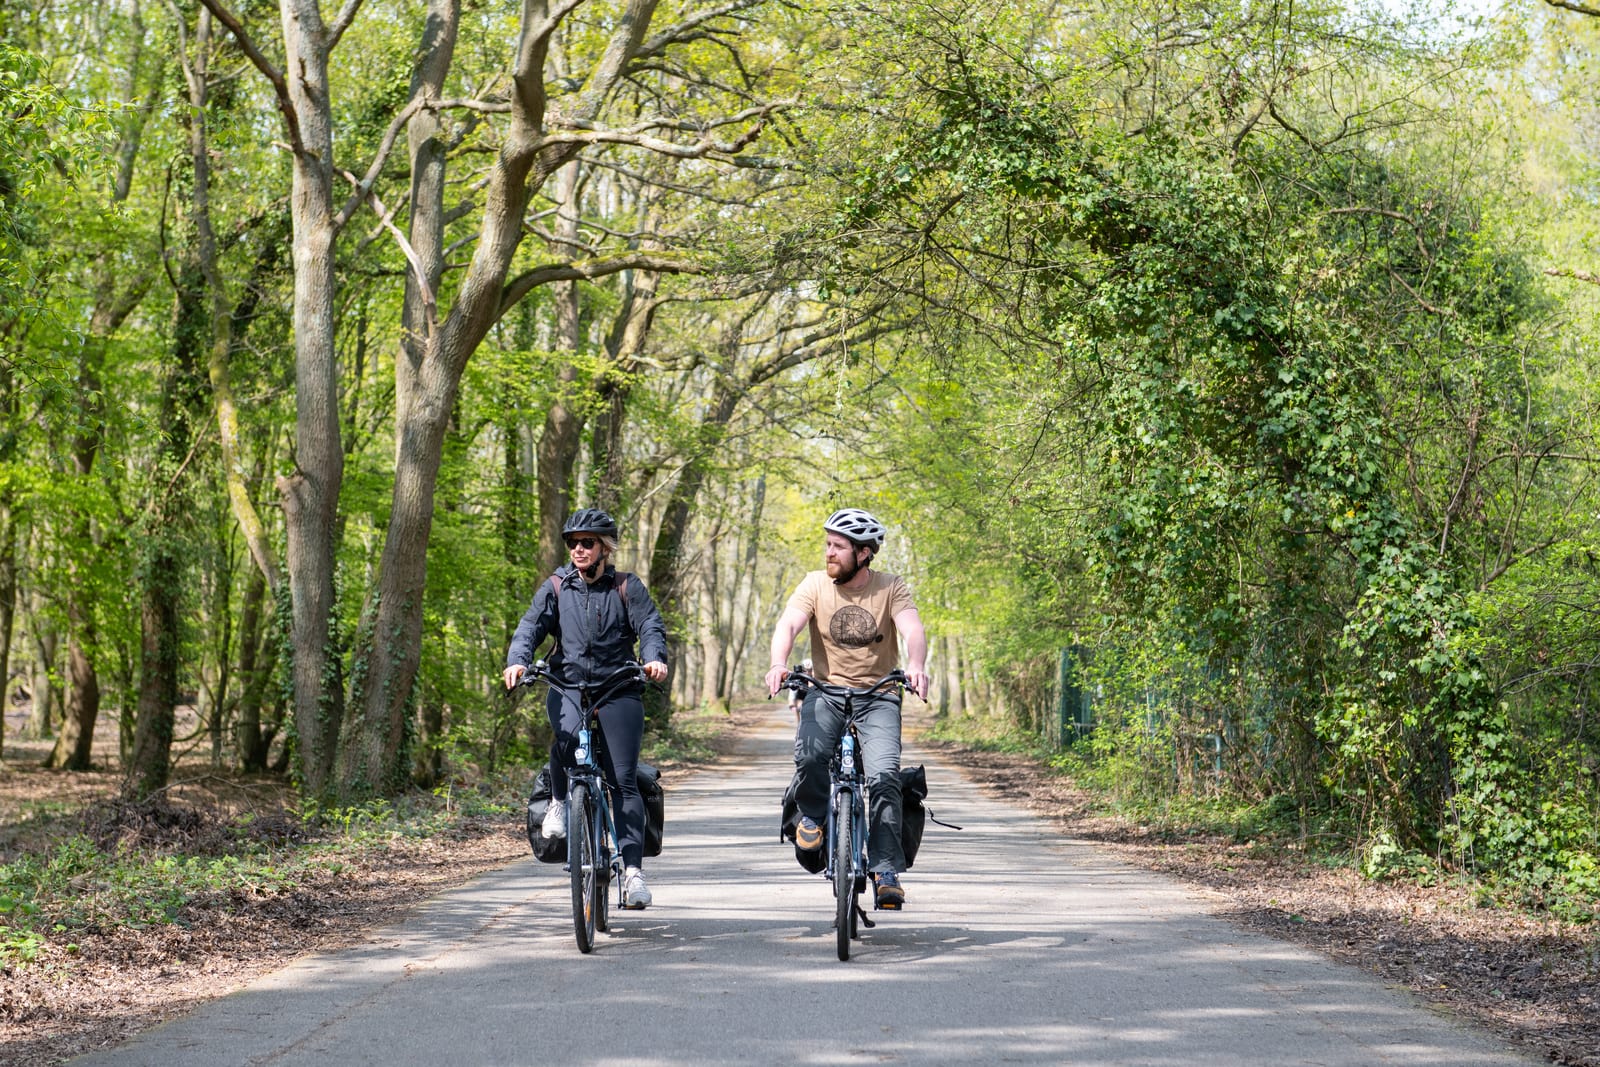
[503,508,669,909]
[764,508,929,909]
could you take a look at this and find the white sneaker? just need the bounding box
[623,866,652,909]
[542,798,566,839]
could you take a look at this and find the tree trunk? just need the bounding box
[272,0,346,798]
[536,160,588,573]
[649,384,740,639]
[0,330,17,759]
[46,333,108,772]
[413,693,444,788]
[697,541,722,708]
[128,244,207,798]
[336,0,459,798]
[235,565,273,772]
[48,619,99,770]
[0,501,15,762]
[588,267,659,511]
[178,8,286,773]
[128,549,180,797]
[204,563,232,768]
[26,604,58,739]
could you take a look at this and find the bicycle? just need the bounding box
[778,666,909,961]
[520,659,647,954]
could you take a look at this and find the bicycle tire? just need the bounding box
[569,782,596,953]
[834,788,855,961]
[593,797,610,933]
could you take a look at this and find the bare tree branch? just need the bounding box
[634,0,767,60]
[194,0,304,153]
[341,169,437,331]
[1545,266,1600,286]
[498,252,699,318]
[333,92,428,231]
[535,118,769,159]
[326,0,367,50]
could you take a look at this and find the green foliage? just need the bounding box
[0,41,112,320]
[807,1,1598,913]
[1361,829,1438,886]
[0,833,295,943]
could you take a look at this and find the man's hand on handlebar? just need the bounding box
[764,663,789,698]
[905,669,930,701]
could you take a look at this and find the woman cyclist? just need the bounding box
[503,508,669,908]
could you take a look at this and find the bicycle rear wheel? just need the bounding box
[833,788,855,961]
[569,782,597,953]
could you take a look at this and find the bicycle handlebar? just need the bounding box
[519,659,647,702]
[778,667,908,701]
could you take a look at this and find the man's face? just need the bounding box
[824,533,865,580]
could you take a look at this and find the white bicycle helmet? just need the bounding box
[823,508,886,548]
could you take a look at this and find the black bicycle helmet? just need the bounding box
[822,507,886,548]
[563,508,619,539]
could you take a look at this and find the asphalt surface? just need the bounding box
[72,714,1544,1066]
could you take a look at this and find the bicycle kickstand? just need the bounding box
[856,903,875,929]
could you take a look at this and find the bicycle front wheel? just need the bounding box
[593,797,610,933]
[833,788,856,961]
[569,782,597,953]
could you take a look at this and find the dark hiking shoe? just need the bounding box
[795,815,823,852]
[874,871,905,910]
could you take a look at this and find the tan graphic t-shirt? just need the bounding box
[788,570,916,688]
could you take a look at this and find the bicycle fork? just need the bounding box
[565,727,624,885]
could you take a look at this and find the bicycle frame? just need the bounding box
[521,660,645,953]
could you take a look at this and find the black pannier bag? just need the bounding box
[898,764,929,870]
[780,771,826,873]
[525,761,665,862]
[780,764,933,872]
[525,764,565,864]
[638,762,665,858]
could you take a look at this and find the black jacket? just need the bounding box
[505,562,669,687]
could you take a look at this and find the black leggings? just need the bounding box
[547,686,646,869]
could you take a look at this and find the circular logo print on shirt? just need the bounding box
[830,605,880,648]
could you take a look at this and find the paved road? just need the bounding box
[75,715,1542,1066]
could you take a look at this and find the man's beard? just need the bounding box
[827,555,860,585]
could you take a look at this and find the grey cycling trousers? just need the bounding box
[793,688,905,874]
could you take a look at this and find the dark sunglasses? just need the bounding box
[565,536,600,550]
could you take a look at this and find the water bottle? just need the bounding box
[575,727,591,765]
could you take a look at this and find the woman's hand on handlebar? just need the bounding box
[502,664,527,690]
[643,660,667,683]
